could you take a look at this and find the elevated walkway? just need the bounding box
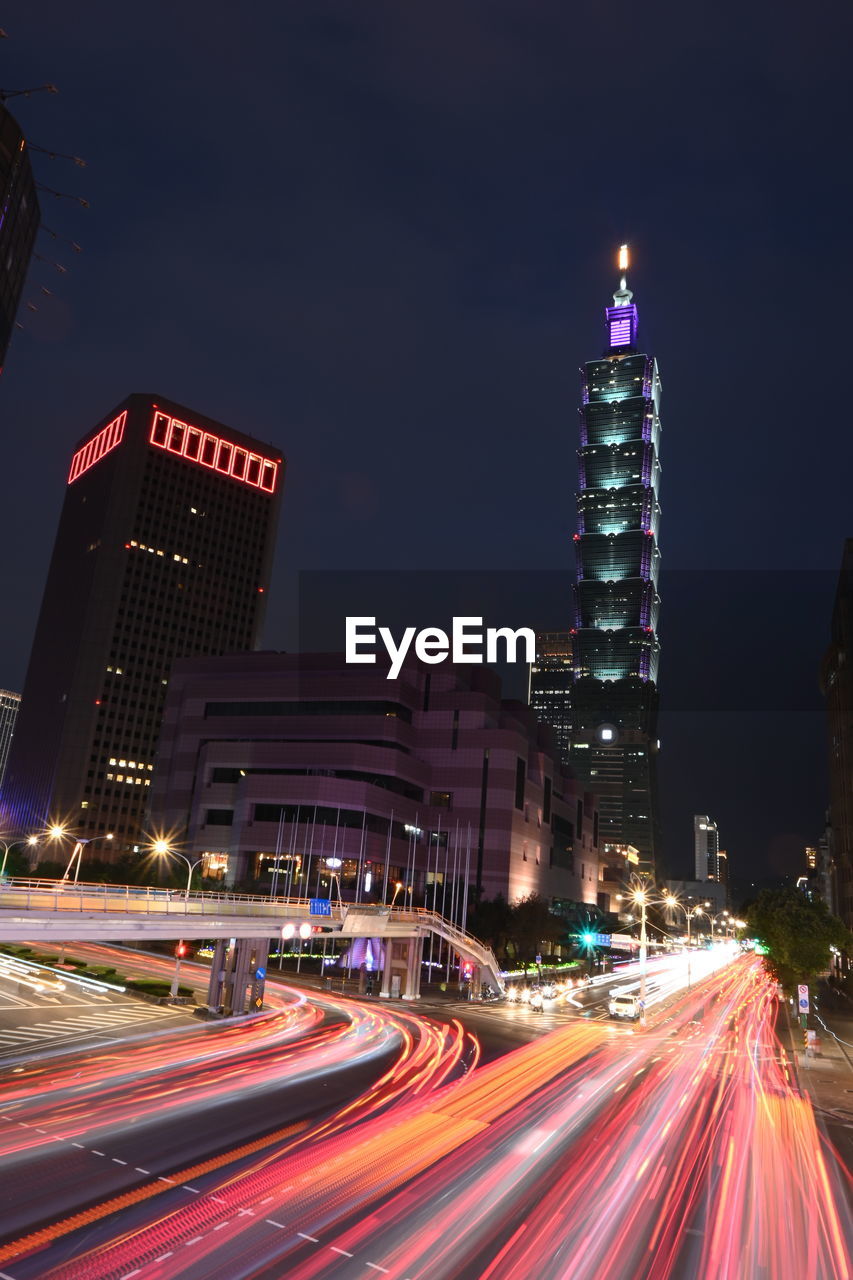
[0,879,504,999]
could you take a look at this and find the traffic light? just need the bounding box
[175,941,187,958]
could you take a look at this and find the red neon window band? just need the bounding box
[68,411,127,484]
[148,411,278,492]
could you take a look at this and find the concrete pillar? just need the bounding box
[379,935,394,999]
[403,933,423,1000]
[207,938,228,1012]
[210,937,268,1016]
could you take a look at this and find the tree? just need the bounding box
[468,893,512,958]
[745,887,853,992]
[506,893,564,968]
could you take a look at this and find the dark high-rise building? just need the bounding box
[1,394,284,852]
[529,632,573,769]
[568,247,663,870]
[0,103,39,373]
[0,690,20,791]
[821,539,853,929]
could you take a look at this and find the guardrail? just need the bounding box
[0,878,505,990]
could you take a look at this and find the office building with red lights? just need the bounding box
[148,653,601,910]
[1,393,284,851]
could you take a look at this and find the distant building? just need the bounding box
[148,653,601,910]
[0,690,20,792]
[0,103,39,372]
[567,246,663,872]
[805,845,817,871]
[694,815,719,881]
[0,394,285,852]
[597,841,640,913]
[529,632,573,770]
[821,540,853,929]
[664,878,727,917]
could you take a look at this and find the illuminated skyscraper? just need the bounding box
[1,394,284,851]
[694,815,719,881]
[529,632,573,769]
[568,247,662,869]
[0,102,39,373]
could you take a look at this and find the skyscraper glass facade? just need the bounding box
[569,252,662,869]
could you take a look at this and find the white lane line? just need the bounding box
[135,1167,150,1174]
[210,1196,226,1204]
[112,1158,128,1165]
[366,1265,389,1274]
[184,1238,203,1247]
[331,1246,354,1257]
[0,1269,19,1279]
[213,1223,231,1232]
[183,1186,199,1194]
[158,1176,176,1184]
[297,1232,319,1242]
[71,1142,86,1149]
[153,1252,173,1261]
[91,1150,105,1157]
[266,1220,286,1229]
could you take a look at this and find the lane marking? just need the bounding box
[331,1246,354,1257]
[298,1232,319,1242]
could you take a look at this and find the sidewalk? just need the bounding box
[782,983,853,1168]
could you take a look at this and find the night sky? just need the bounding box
[3,2,851,892]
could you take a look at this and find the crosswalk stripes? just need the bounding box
[0,1001,183,1051]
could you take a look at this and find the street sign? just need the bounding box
[797,983,809,1013]
[255,966,266,981]
[593,933,611,948]
[310,898,332,916]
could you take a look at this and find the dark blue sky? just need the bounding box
[2,1,851,887]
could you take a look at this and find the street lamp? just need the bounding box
[662,894,705,986]
[618,884,650,1021]
[0,834,38,879]
[152,840,204,897]
[49,827,114,883]
[710,910,730,941]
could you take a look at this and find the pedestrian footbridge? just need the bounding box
[0,879,504,1007]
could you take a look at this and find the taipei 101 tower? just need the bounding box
[568,246,663,871]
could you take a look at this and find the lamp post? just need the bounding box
[663,895,706,988]
[48,827,114,883]
[152,840,204,898]
[0,834,38,879]
[710,910,730,941]
[619,884,650,1022]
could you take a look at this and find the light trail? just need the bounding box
[1,953,849,1280]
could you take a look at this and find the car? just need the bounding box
[608,990,641,1020]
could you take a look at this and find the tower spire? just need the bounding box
[613,243,633,306]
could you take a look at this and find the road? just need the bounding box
[0,949,847,1279]
[0,951,194,1063]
